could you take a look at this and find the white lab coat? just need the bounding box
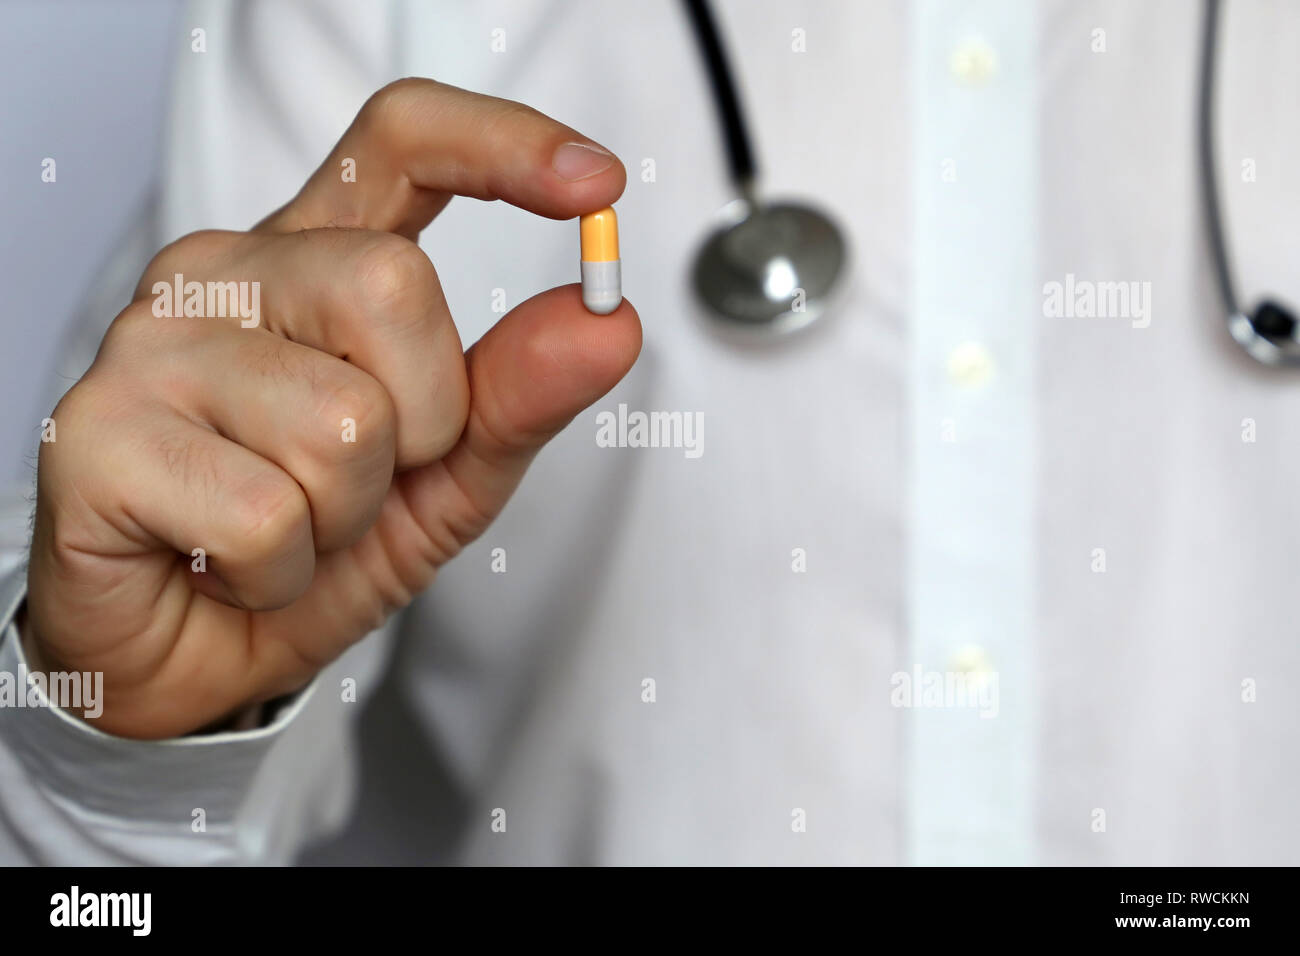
[1,0,1298,865]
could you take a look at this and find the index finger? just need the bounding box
[258,78,626,238]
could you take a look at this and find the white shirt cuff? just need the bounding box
[0,566,317,827]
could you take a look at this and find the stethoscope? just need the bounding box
[689,0,1297,363]
[683,0,848,336]
[1199,0,1299,366]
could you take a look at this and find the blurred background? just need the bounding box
[1,0,178,484]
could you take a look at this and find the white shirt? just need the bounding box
[2,0,1299,865]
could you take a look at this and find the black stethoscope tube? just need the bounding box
[681,0,757,190]
[1198,0,1239,317]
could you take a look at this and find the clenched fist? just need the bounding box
[23,79,641,739]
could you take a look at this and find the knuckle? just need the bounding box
[137,229,236,298]
[424,363,470,459]
[361,77,431,130]
[228,473,311,564]
[37,381,101,476]
[47,376,107,433]
[353,234,439,315]
[315,369,396,461]
[99,300,169,360]
[42,368,145,460]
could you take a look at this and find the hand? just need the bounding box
[24,79,641,738]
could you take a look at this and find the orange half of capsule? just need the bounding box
[580,207,619,262]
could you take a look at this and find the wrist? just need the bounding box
[17,601,264,735]
[16,600,60,675]
[192,701,266,734]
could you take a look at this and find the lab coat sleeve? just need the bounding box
[0,558,396,865]
[0,562,292,864]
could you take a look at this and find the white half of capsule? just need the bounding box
[581,259,622,315]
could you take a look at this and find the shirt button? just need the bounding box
[948,644,994,680]
[950,37,998,86]
[946,341,996,388]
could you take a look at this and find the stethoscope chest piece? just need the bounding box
[1228,302,1300,367]
[692,198,847,336]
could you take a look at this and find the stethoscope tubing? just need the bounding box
[681,0,757,192]
[1198,0,1239,318]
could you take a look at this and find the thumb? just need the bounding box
[399,284,641,556]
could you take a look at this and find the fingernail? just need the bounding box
[553,142,614,182]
